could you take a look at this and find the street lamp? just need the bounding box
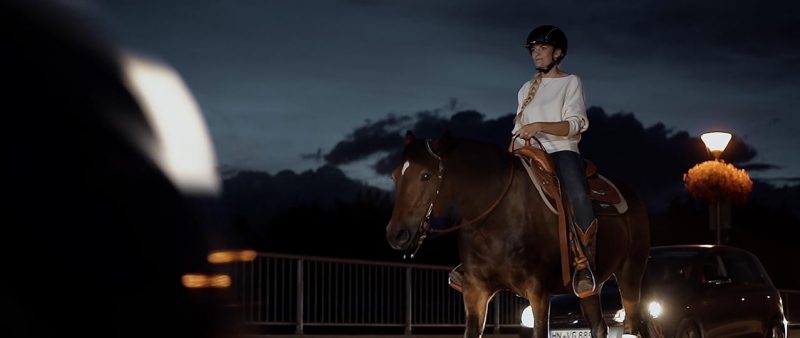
[700,132,732,160]
[700,131,732,244]
[685,131,752,246]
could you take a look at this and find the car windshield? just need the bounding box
[644,253,697,285]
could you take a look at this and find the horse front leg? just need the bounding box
[525,290,551,338]
[462,282,494,338]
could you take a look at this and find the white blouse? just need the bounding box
[511,74,588,154]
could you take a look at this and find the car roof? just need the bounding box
[649,244,754,257]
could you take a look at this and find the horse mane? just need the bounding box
[442,137,512,178]
[405,136,514,187]
[407,135,509,161]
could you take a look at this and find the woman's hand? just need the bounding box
[515,122,544,140]
[515,121,571,139]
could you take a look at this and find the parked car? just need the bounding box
[547,245,787,338]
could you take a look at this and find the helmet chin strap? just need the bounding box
[536,56,561,73]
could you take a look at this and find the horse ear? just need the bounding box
[433,130,454,154]
[404,130,416,145]
[440,130,452,142]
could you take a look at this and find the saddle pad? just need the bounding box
[589,175,628,214]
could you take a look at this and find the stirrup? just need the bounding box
[572,265,597,298]
[448,264,464,293]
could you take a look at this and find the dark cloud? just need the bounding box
[326,108,516,173]
[760,177,800,184]
[578,108,759,208]
[222,165,382,230]
[325,106,768,210]
[324,114,412,165]
[739,163,781,171]
[91,0,800,181]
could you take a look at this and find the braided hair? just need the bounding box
[514,72,543,125]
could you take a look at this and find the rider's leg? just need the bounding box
[551,150,598,298]
[551,151,595,230]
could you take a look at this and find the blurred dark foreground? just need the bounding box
[2,1,239,337]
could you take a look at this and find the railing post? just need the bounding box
[493,296,501,334]
[405,267,412,335]
[779,292,791,326]
[295,259,304,334]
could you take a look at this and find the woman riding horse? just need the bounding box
[386,25,650,338]
[451,25,599,298]
[387,132,650,338]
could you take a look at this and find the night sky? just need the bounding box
[85,0,799,188]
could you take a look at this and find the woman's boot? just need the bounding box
[572,219,598,298]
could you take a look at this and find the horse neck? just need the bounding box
[449,151,555,237]
[444,144,516,218]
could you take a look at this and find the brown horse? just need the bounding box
[386,132,650,338]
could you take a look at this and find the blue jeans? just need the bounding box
[550,151,595,231]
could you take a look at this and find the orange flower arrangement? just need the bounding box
[683,160,752,204]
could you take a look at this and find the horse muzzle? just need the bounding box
[386,222,413,251]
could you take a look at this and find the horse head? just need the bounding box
[385,131,454,254]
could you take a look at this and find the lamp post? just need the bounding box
[700,131,732,245]
[700,132,732,160]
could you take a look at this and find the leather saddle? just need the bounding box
[512,139,624,213]
[511,137,627,287]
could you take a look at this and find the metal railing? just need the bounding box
[226,252,527,334]
[780,289,800,329]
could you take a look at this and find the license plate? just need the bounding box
[551,329,591,338]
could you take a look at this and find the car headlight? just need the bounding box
[521,305,534,328]
[648,301,663,319]
[613,308,626,323]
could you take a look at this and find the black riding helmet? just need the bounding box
[525,25,568,72]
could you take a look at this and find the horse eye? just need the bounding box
[421,172,432,181]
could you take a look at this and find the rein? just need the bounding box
[403,139,515,259]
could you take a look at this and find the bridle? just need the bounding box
[403,139,515,259]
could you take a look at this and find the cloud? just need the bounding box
[222,165,383,231]
[739,163,781,171]
[327,108,517,172]
[324,114,413,165]
[92,0,800,182]
[760,177,800,184]
[324,106,771,210]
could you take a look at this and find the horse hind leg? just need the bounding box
[579,293,609,338]
[617,253,648,337]
[462,284,495,338]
